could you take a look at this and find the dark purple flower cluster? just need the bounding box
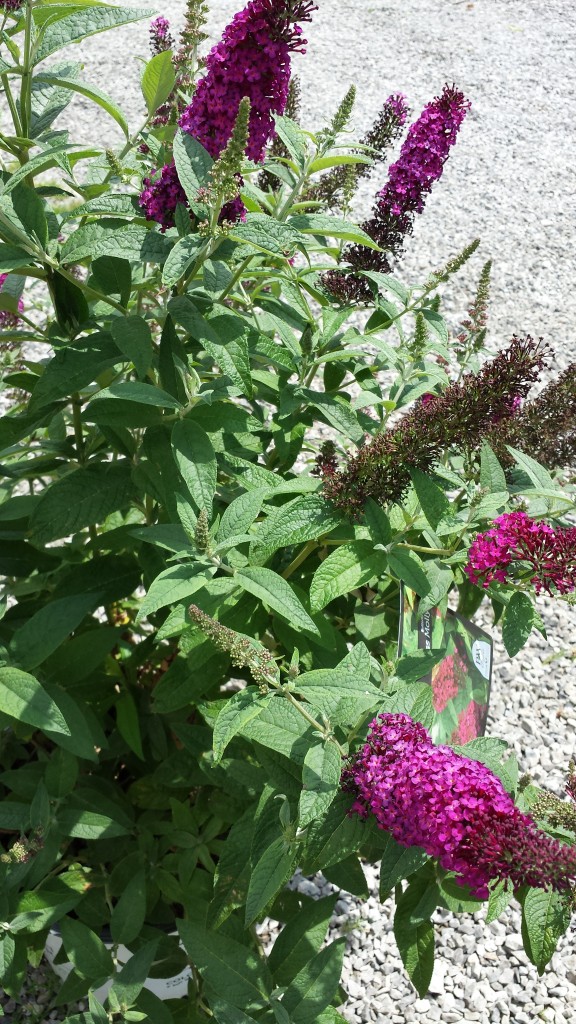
[343,713,576,897]
[140,0,316,230]
[0,0,23,11]
[465,511,576,596]
[485,364,576,473]
[0,273,24,330]
[318,336,548,517]
[325,85,470,303]
[149,16,174,55]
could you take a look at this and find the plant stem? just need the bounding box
[1,74,22,141]
[395,542,453,556]
[282,540,318,579]
[71,392,85,464]
[19,0,33,144]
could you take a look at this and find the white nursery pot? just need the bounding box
[44,929,192,1001]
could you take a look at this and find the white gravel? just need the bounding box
[6,1,576,1020]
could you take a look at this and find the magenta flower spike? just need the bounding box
[140,0,317,229]
[342,713,576,898]
[465,511,576,595]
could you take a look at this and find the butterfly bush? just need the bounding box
[343,713,576,898]
[465,511,576,595]
[325,84,470,301]
[140,0,317,229]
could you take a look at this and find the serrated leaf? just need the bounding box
[288,214,380,248]
[298,741,342,828]
[502,591,535,657]
[141,49,176,117]
[282,939,346,1024]
[202,312,253,397]
[521,887,572,973]
[302,793,364,873]
[213,688,270,763]
[245,836,296,927]
[161,235,205,287]
[30,462,135,544]
[109,939,159,1008]
[173,130,213,206]
[136,564,211,622]
[35,6,155,63]
[172,419,217,514]
[293,667,382,720]
[420,308,448,345]
[486,878,514,924]
[219,488,266,542]
[379,835,429,898]
[59,918,114,983]
[236,566,320,635]
[272,114,308,165]
[393,880,436,997]
[309,542,386,612]
[409,467,451,530]
[393,651,446,684]
[387,547,431,597]
[110,870,147,946]
[240,698,312,761]
[480,442,507,493]
[60,221,171,264]
[0,667,70,735]
[229,214,306,257]
[10,593,96,671]
[34,72,129,136]
[111,316,153,379]
[178,922,272,1011]
[250,493,341,565]
[268,895,337,986]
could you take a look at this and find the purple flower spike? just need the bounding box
[465,511,576,596]
[343,713,576,898]
[140,0,317,230]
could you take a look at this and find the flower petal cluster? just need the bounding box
[342,712,576,897]
[465,511,576,596]
[325,85,470,302]
[0,273,24,329]
[149,16,174,54]
[318,336,547,517]
[140,0,316,229]
[0,0,23,11]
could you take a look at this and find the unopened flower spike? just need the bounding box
[149,16,174,55]
[209,97,251,215]
[188,604,280,691]
[318,336,548,517]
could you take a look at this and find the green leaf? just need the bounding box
[141,49,176,117]
[28,335,121,411]
[1,143,74,195]
[110,870,147,946]
[59,919,114,984]
[364,499,392,546]
[302,793,364,873]
[236,566,320,635]
[282,939,346,1024]
[309,542,385,612]
[417,560,453,617]
[296,388,364,443]
[288,214,379,248]
[10,594,96,671]
[177,922,272,1011]
[502,591,535,657]
[506,446,559,492]
[213,688,270,764]
[210,808,254,927]
[1,184,48,249]
[136,564,211,622]
[109,939,159,1007]
[245,836,296,927]
[250,494,341,565]
[60,221,172,265]
[293,667,382,720]
[0,667,70,735]
[161,235,204,287]
[486,878,514,924]
[298,741,342,828]
[521,887,572,973]
[420,308,448,345]
[387,547,431,597]
[30,462,135,544]
[209,999,259,1024]
[408,467,451,530]
[173,130,213,206]
[480,442,507,493]
[323,855,368,898]
[111,316,153,380]
[219,489,266,543]
[272,115,308,166]
[34,72,129,136]
[240,698,312,762]
[393,650,446,684]
[268,895,337,986]
[229,215,306,257]
[35,6,155,63]
[202,311,254,398]
[379,835,429,898]
[56,809,130,839]
[393,879,436,997]
[0,244,33,272]
[172,419,217,514]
